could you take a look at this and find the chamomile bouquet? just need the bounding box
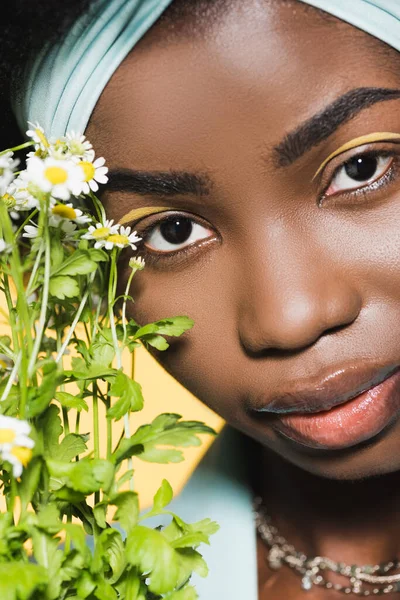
[0,123,218,600]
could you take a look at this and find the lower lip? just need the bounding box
[274,369,400,450]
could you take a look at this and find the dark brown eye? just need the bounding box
[159,217,193,245]
[325,154,393,196]
[344,155,380,181]
[143,215,214,253]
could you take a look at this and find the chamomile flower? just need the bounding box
[82,219,119,248]
[0,239,13,254]
[5,177,39,215]
[49,202,92,226]
[78,154,108,193]
[0,415,34,478]
[65,131,93,160]
[22,224,40,239]
[59,220,78,241]
[0,152,19,195]
[2,447,34,477]
[85,223,141,251]
[129,256,146,271]
[23,155,84,200]
[26,121,51,153]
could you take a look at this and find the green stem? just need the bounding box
[93,381,100,505]
[0,351,22,402]
[93,382,100,459]
[75,410,81,439]
[2,274,19,354]
[27,209,51,379]
[106,382,112,461]
[108,251,121,369]
[122,265,136,345]
[0,141,34,156]
[25,238,44,298]
[55,274,95,363]
[0,203,34,417]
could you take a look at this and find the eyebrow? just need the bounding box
[106,168,212,197]
[274,87,400,167]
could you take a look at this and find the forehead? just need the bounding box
[87,1,400,171]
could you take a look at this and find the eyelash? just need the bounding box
[130,147,400,267]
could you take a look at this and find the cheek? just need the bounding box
[121,253,247,421]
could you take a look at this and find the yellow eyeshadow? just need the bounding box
[119,206,173,225]
[313,132,400,180]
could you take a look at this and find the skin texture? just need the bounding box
[86,2,400,596]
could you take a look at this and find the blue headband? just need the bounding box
[13,0,400,139]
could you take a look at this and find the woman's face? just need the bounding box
[86,1,400,481]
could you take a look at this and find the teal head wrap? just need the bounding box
[13,0,400,139]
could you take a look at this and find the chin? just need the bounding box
[239,414,400,482]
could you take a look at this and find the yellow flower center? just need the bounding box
[36,128,50,149]
[0,359,9,370]
[44,166,68,185]
[92,227,110,240]
[79,161,96,182]
[11,446,33,467]
[107,234,129,246]
[52,204,77,220]
[0,429,16,444]
[2,193,16,209]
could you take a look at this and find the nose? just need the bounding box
[238,233,362,354]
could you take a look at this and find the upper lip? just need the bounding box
[251,362,400,415]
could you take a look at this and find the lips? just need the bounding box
[253,363,400,414]
[250,362,400,450]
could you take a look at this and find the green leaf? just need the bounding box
[93,501,108,529]
[51,250,98,277]
[49,275,80,299]
[65,365,117,381]
[64,523,89,556]
[126,526,180,595]
[153,479,173,511]
[115,568,146,600]
[76,571,97,598]
[36,404,63,455]
[88,248,109,262]
[107,371,144,420]
[117,469,135,490]
[112,491,139,535]
[94,580,119,600]
[53,486,85,504]
[37,504,62,534]
[47,458,115,495]
[133,317,194,340]
[143,335,170,351]
[50,233,64,271]
[113,414,216,465]
[31,529,63,599]
[52,433,88,462]
[91,330,115,367]
[92,529,126,584]
[0,563,48,600]
[56,391,88,412]
[18,457,42,509]
[27,371,64,418]
[60,549,86,582]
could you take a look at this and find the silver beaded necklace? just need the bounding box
[253,496,400,596]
